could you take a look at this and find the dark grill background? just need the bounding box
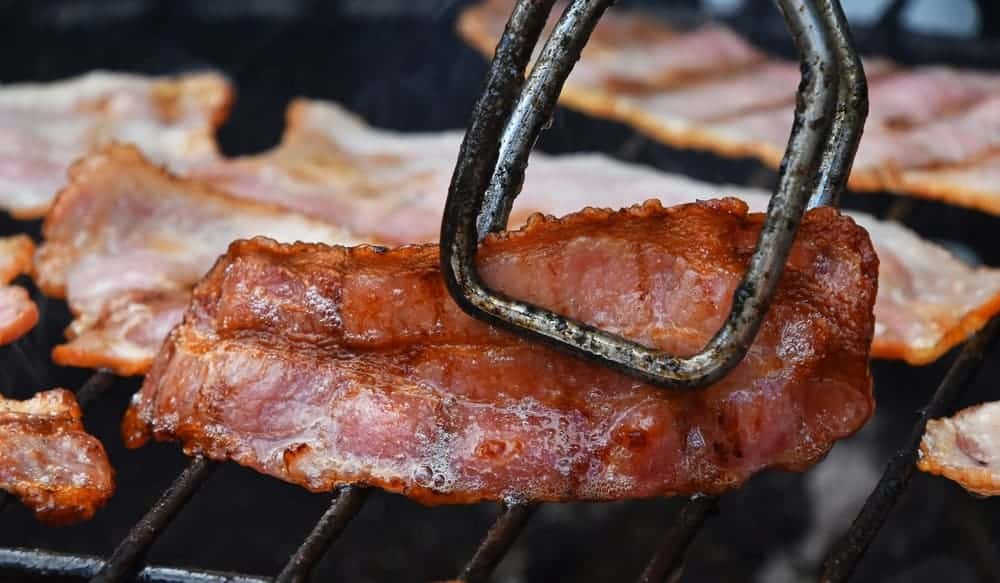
[1,1,999,581]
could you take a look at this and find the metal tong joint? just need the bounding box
[440,0,868,390]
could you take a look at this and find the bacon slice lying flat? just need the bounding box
[124,200,877,503]
[898,153,1000,215]
[0,235,37,346]
[192,100,1000,365]
[919,402,1000,497]
[0,389,114,524]
[190,100,773,244]
[853,214,1000,364]
[458,1,1000,212]
[33,145,364,376]
[0,70,231,218]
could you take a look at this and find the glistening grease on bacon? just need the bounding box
[0,71,232,218]
[0,389,115,524]
[125,200,877,503]
[33,145,364,376]
[919,401,1000,497]
[0,235,38,346]
[458,0,1000,214]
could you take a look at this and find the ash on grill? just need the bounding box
[1,1,999,582]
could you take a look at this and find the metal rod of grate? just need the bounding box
[92,457,217,583]
[637,495,719,583]
[0,547,269,583]
[459,503,537,583]
[820,315,1000,582]
[275,485,370,583]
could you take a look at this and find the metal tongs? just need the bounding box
[441,0,868,390]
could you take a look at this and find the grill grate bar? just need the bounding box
[274,485,370,583]
[820,316,1000,582]
[459,503,536,583]
[0,547,269,583]
[92,456,217,583]
[75,370,117,409]
[636,495,718,583]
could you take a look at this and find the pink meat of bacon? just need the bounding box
[33,145,365,376]
[191,99,1000,365]
[124,199,877,503]
[0,235,37,346]
[0,70,231,218]
[919,401,1000,497]
[0,389,115,524]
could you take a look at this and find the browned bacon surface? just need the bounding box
[0,389,114,524]
[458,1,1000,214]
[33,145,363,375]
[125,200,877,503]
[919,401,1000,497]
[0,235,37,346]
[0,71,231,218]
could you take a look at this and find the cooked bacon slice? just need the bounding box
[124,200,877,503]
[190,100,1000,365]
[458,0,764,94]
[0,71,231,218]
[33,145,364,375]
[919,401,1000,497]
[898,153,1000,215]
[459,1,1000,211]
[0,389,114,524]
[0,235,37,346]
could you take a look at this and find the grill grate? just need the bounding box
[1,0,1000,581]
[3,313,996,583]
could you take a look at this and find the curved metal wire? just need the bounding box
[440,0,868,390]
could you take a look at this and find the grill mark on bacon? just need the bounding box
[0,235,37,346]
[125,200,877,503]
[0,389,115,524]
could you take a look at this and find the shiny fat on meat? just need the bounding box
[124,199,877,503]
[919,401,1000,497]
[0,389,115,524]
[0,235,37,346]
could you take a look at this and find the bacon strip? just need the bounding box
[124,200,876,503]
[458,1,1000,212]
[0,71,231,218]
[33,145,364,376]
[0,389,114,524]
[919,401,1000,497]
[0,235,37,346]
[192,100,1000,365]
[34,101,1000,369]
